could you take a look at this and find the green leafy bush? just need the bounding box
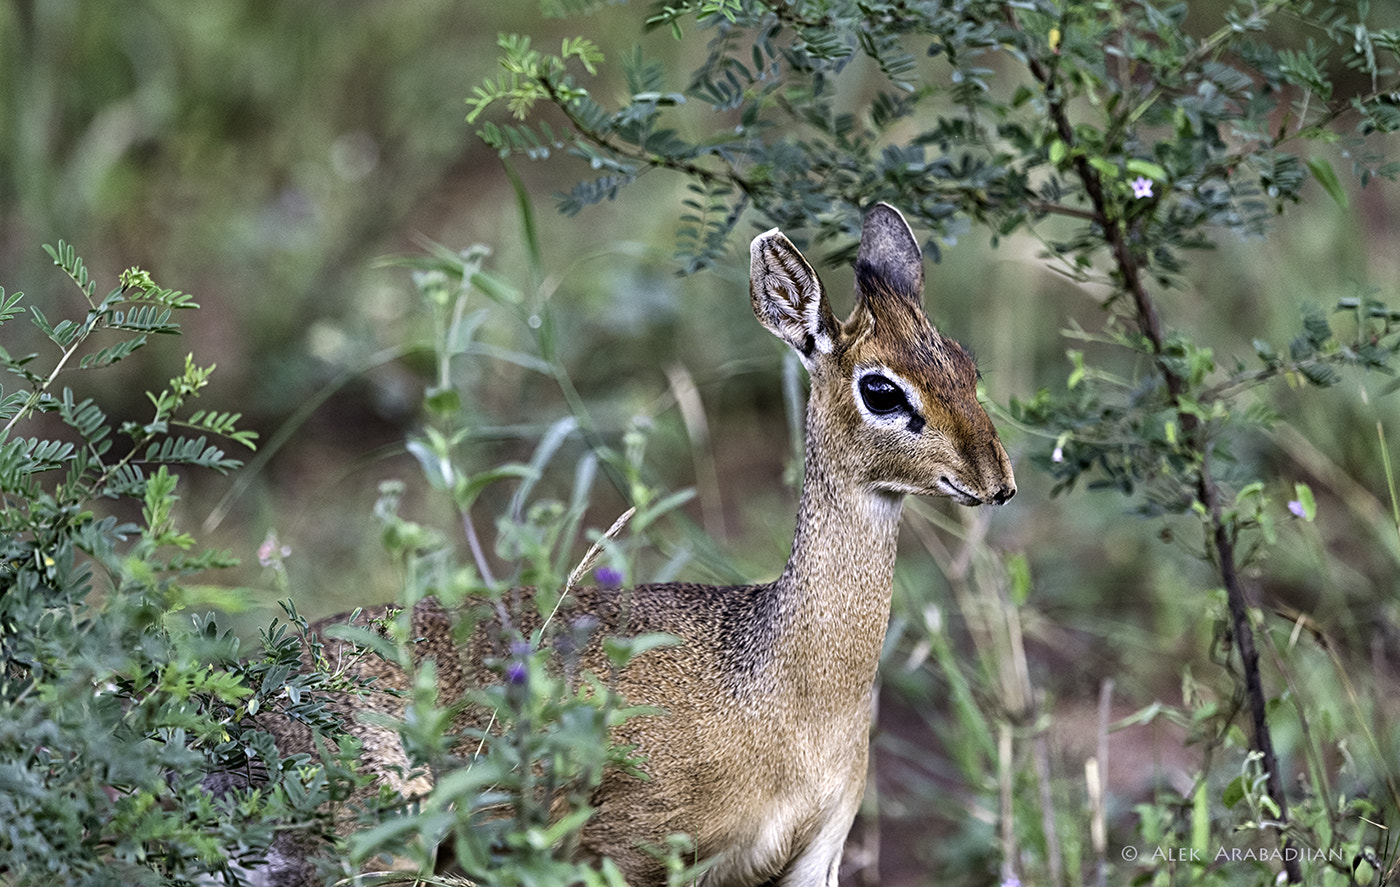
[0,245,336,883]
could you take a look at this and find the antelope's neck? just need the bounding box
[771,432,904,700]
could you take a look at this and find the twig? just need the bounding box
[999,723,1017,885]
[1086,757,1106,887]
[462,508,497,590]
[1094,679,1113,887]
[1199,458,1302,881]
[1032,724,1064,887]
[543,80,759,204]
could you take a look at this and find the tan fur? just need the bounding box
[260,204,1015,887]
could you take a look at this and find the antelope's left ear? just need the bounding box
[854,202,924,302]
[750,228,839,366]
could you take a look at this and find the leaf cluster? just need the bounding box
[468,1,1400,272]
[464,0,1400,546]
[1016,298,1400,511]
[0,249,370,884]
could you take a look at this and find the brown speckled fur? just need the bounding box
[257,204,1015,887]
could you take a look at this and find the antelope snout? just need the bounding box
[985,480,1016,506]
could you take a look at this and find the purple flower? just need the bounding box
[1131,176,1154,199]
[596,566,624,589]
[1287,499,1307,518]
[505,640,531,686]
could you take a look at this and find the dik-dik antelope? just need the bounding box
[262,203,1015,886]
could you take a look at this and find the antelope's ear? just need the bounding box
[855,202,924,303]
[749,228,837,365]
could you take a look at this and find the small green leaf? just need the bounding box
[1221,774,1245,808]
[602,632,680,670]
[1066,350,1086,389]
[454,464,534,511]
[1125,158,1168,181]
[1088,156,1118,179]
[423,385,462,418]
[1354,850,1378,885]
[1306,157,1348,209]
[0,289,24,325]
[1234,481,1265,505]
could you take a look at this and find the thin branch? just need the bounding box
[1007,2,1304,879]
[1199,457,1300,882]
[461,508,497,589]
[1026,200,1100,222]
[2,321,91,438]
[543,79,760,204]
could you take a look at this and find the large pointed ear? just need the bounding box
[749,227,838,365]
[854,202,924,302]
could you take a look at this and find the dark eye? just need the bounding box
[858,374,908,415]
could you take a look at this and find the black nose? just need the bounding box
[989,484,1016,506]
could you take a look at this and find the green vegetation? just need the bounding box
[3,0,1400,884]
[0,249,358,882]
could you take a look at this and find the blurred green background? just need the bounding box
[6,1,1400,882]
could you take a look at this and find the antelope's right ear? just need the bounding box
[749,228,837,366]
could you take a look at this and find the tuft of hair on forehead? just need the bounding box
[854,267,927,315]
[852,273,937,346]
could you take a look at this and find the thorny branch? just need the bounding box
[1006,3,1304,881]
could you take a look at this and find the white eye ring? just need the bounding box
[858,373,907,415]
[852,367,925,433]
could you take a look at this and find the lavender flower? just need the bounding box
[506,639,531,687]
[1131,176,1154,199]
[596,566,624,589]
